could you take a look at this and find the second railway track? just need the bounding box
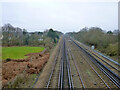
[45,36,119,89]
[69,37,120,88]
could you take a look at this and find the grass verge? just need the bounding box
[2,46,44,60]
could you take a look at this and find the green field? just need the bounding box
[2,46,45,60]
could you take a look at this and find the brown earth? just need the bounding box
[2,51,50,86]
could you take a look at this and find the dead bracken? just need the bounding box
[2,52,50,86]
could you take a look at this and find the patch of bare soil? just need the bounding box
[2,51,50,86]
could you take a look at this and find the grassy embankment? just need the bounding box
[2,46,45,60]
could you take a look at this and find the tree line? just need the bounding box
[67,27,119,58]
[2,24,62,49]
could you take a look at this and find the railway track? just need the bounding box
[77,40,120,66]
[70,38,120,88]
[46,38,63,88]
[66,39,110,88]
[67,47,85,88]
[75,39,120,76]
[87,50,120,76]
[68,48,110,88]
[46,37,74,89]
[45,36,119,89]
[58,39,74,89]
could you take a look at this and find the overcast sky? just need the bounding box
[1,0,119,33]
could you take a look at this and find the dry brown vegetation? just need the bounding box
[2,51,50,87]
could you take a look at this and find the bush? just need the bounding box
[106,43,118,56]
[67,27,118,57]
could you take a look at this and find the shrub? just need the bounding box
[106,43,118,56]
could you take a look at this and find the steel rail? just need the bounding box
[68,41,110,88]
[58,40,64,89]
[65,40,74,89]
[58,42,63,89]
[71,39,120,88]
[78,51,110,88]
[94,50,120,66]
[77,41,120,73]
[71,37,120,66]
[68,48,86,89]
[90,51,120,73]
[46,41,62,89]
[58,38,74,89]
